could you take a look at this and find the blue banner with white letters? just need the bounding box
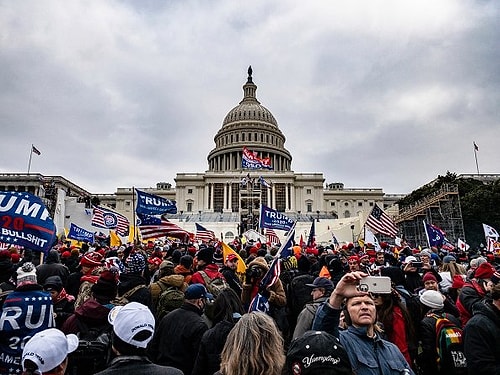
[68,222,94,243]
[0,289,55,374]
[0,191,57,254]
[259,205,295,231]
[135,188,177,215]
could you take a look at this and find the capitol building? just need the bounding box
[0,68,402,244]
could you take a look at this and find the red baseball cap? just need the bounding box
[226,254,238,262]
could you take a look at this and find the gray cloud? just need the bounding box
[1,0,499,194]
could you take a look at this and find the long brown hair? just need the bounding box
[219,312,285,375]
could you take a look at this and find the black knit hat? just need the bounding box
[91,270,118,300]
[196,247,214,264]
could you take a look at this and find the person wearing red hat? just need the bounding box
[72,251,105,309]
[219,253,242,296]
[347,256,360,272]
[456,261,496,326]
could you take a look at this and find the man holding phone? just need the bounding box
[313,271,415,374]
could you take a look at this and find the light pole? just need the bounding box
[350,224,355,243]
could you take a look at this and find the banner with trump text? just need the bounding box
[0,191,57,254]
[259,205,295,232]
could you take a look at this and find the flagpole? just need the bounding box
[27,145,34,174]
[132,186,138,245]
[473,142,479,175]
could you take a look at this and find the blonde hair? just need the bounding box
[219,312,285,375]
[440,261,466,278]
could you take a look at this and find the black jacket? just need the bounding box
[95,355,183,375]
[149,302,208,375]
[117,272,151,308]
[219,266,242,295]
[417,309,461,375]
[192,320,235,375]
[464,300,500,375]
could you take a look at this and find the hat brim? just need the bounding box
[67,334,79,353]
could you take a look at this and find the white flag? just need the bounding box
[364,227,381,252]
[483,223,499,240]
[457,238,470,251]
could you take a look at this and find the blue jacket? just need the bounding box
[313,302,414,375]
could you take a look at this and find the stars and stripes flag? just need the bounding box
[137,213,191,241]
[91,206,130,236]
[265,228,280,245]
[195,223,216,243]
[365,203,398,238]
[249,223,295,313]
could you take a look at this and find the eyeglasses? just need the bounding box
[348,262,359,265]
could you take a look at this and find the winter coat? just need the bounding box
[456,280,485,326]
[463,300,500,375]
[417,309,462,375]
[149,274,187,310]
[149,302,208,375]
[192,320,235,375]
[191,263,225,285]
[174,264,193,284]
[36,261,70,286]
[61,297,112,334]
[293,295,328,340]
[312,302,415,375]
[117,272,151,309]
[219,265,242,295]
[95,355,183,375]
[241,257,286,308]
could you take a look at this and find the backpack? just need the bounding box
[199,270,229,297]
[156,285,185,320]
[66,319,112,375]
[111,284,146,306]
[288,273,314,321]
[428,312,467,374]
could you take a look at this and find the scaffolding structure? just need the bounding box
[394,184,465,247]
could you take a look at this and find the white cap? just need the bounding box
[22,328,78,373]
[108,302,155,348]
[404,256,417,264]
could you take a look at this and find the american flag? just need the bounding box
[91,206,129,236]
[195,223,215,243]
[137,213,191,241]
[365,203,398,238]
[31,145,41,155]
[265,228,280,245]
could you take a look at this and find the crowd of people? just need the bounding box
[0,236,499,375]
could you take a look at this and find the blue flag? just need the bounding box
[307,220,316,247]
[135,188,177,215]
[0,191,57,254]
[0,289,55,373]
[68,223,94,243]
[423,221,445,247]
[259,205,295,231]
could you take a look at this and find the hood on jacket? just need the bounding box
[159,274,187,290]
[247,256,270,273]
[45,249,60,264]
[75,298,112,324]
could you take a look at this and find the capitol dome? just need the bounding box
[207,66,292,173]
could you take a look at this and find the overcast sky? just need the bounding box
[1,1,499,195]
